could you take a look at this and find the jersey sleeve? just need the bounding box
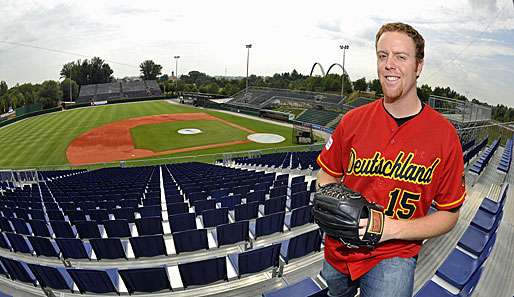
[316,118,345,178]
[433,135,466,211]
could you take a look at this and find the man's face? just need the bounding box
[376,31,423,102]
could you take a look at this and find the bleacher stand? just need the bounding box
[497,137,513,174]
[76,80,162,103]
[469,138,500,178]
[296,109,340,127]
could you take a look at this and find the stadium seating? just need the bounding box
[229,87,344,107]
[296,108,340,127]
[76,80,161,103]
[469,138,500,176]
[497,137,513,173]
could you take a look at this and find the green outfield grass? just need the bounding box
[0,100,296,168]
[131,120,249,152]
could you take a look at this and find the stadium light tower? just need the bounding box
[340,44,349,99]
[174,55,180,94]
[245,44,252,94]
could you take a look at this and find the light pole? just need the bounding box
[69,75,72,101]
[174,55,180,94]
[340,44,349,99]
[245,44,252,94]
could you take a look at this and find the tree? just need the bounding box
[368,79,382,95]
[353,77,367,92]
[417,84,432,103]
[0,81,7,97]
[60,57,113,85]
[38,80,62,108]
[139,60,163,80]
[199,82,220,94]
[60,78,79,101]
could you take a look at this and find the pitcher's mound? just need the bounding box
[247,133,285,144]
[178,128,202,135]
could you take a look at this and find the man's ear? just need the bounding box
[416,59,424,79]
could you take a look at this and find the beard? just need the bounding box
[380,79,403,102]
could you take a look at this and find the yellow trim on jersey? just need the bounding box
[317,155,343,177]
[434,192,466,209]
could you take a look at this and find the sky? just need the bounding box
[0,0,513,107]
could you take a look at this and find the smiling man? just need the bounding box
[315,23,466,297]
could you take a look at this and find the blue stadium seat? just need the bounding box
[0,233,10,250]
[288,191,310,210]
[479,184,508,215]
[67,268,119,294]
[228,243,281,277]
[202,207,229,228]
[173,229,208,253]
[166,202,189,215]
[27,236,60,258]
[119,199,139,208]
[90,238,127,260]
[28,219,51,237]
[457,224,495,256]
[291,182,308,195]
[216,221,249,247]
[74,220,101,239]
[129,235,167,258]
[10,218,31,235]
[280,229,322,264]
[250,211,285,239]
[193,199,217,213]
[103,219,131,238]
[270,186,288,198]
[119,267,172,294]
[246,190,266,204]
[260,196,287,215]
[113,207,136,223]
[86,209,109,223]
[234,202,259,221]
[5,232,32,254]
[135,216,164,236]
[49,220,76,238]
[291,175,305,186]
[169,212,197,233]
[471,209,503,232]
[285,205,314,229]
[65,210,87,224]
[55,238,92,260]
[138,205,162,218]
[414,267,483,297]
[436,233,496,289]
[178,257,227,288]
[0,257,36,285]
[27,263,74,290]
[217,195,242,210]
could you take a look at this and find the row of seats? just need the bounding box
[497,137,513,173]
[0,203,314,261]
[0,229,322,294]
[234,151,321,171]
[469,138,500,176]
[461,138,475,153]
[296,109,340,127]
[464,137,488,165]
[415,183,508,296]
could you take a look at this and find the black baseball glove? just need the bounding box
[312,183,384,249]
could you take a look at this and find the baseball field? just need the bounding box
[0,100,297,169]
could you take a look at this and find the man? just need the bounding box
[316,22,466,297]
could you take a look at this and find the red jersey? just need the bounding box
[316,98,466,280]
